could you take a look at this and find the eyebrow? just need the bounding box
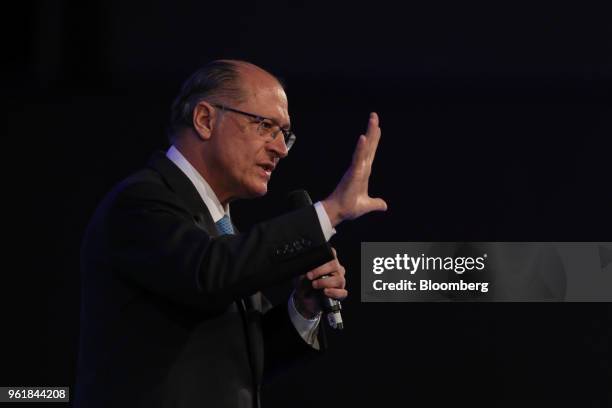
[280,121,291,131]
[214,104,290,131]
[264,116,290,131]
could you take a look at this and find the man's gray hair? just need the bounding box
[167,60,246,141]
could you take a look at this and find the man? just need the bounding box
[75,60,386,408]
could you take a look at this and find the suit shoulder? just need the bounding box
[114,168,172,200]
[96,167,184,216]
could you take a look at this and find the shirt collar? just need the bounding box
[166,145,229,223]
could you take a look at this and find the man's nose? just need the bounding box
[267,133,289,158]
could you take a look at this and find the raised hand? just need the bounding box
[322,112,387,226]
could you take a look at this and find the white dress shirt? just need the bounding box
[166,145,335,347]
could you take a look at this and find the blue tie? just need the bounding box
[215,215,235,235]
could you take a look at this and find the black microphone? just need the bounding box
[288,190,344,330]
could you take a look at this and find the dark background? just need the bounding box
[4,1,611,407]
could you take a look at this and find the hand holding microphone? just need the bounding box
[307,248,345,330]
[289,190,346,330]
[292,248,346,330]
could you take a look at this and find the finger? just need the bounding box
[365,112,381,164]
[353,113,380,168]
[350,134,368,168]
[309,261,341,280]
[367,197,388,212]
[364,113,380,143]
[313,263,345,283]
[323,288,348,300]
[331,247,337,258]
[312,274,345,289]
[365,112,379,136]
[306,259,341,280]
[368,133,382,167]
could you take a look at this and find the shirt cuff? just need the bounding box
[288,291,321,348]
[314,201,336,241]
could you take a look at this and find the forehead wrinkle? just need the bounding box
[230,62,291,129]
[242,82,290,129]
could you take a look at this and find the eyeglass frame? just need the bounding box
[210,103,296,151]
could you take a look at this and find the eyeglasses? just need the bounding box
[212,104,296,151]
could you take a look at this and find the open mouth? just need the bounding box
[257,163,275,178]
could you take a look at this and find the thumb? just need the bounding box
[368,197,388,212]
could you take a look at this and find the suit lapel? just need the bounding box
[149,151,264,391]
[147,151,219,237]
[147,151,256,309]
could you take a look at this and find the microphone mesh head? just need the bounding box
[287,189,312,210]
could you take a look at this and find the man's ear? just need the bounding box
[192,101,216,141]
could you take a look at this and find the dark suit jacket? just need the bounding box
[75,152,334,408]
